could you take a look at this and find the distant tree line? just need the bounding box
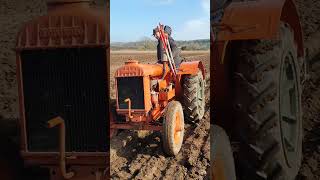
[111,37,209,51]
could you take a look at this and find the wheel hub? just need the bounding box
[174,112,182,144]
[279,53,300,167]
[197,76,205,115]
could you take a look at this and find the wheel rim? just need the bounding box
[197,75,205,115]
[279,53,300,167]
[213,158,228,180]
[174,111,182,144]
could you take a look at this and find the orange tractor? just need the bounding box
[110,25,206,156]
[211,0,306,180]
[15,0,109,179]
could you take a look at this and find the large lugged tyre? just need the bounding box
[211,125,236,180]
[182,71,206,122]
[233,23,302,180]
[162,101,185,156]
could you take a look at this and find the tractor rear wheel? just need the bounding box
[233,23,302,180]
[212,125,236,180]
[182,71,206,122]
[162,101,185,156]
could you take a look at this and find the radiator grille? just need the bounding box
[117,77,144,109]
[21,48,108,152]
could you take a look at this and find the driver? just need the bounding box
[153,25,182,67]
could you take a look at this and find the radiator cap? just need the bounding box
[125,60,139,65]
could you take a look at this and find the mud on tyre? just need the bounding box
[233,23,303,180]
[182,71,206,122]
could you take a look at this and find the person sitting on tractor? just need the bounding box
[153,25,182,67]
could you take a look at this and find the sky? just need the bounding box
[110,0,210,42]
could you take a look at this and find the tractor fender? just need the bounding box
[178,61,206,79]
[215,0,304,57]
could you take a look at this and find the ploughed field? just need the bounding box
[0,0,319,179]
[292,0,320,179]
[110,51,211,179]
[297,56,320,179]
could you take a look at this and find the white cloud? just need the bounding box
[175,18,209,40]
[174,0,209,40]
[201,0,210,15]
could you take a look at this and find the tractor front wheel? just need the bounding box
[162,101,185,156]
[212,125,236,180]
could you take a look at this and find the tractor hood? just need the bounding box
[16,0,107,50]
[115,60,164,77]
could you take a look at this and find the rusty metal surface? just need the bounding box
[216,0,281,40]
[115,61,164,77]
[15,55,27,151]
[15,1,110,176]
[281,0,304,57]
[21,152,107,166]
[15,1,107,50]
[211,41,234,127]
[178,61,206,79]
[48,166,107,180]
[47,117,74,179]
[111,122,162,131]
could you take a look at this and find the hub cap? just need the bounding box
[174,112,182,144]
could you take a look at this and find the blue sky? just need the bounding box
[110,0,210,42]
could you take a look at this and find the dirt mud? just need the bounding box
[110,51,211,180]
[296,56,320,180]
[295,0,320,40]
[291,1,320,179]
[0,0,319,179]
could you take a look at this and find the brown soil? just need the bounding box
[295,0,320,40]
[110,51,211,179]
[0,0,319,179]
[295,1,320,179]
[297,56,320,180]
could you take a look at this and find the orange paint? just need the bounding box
[174,112,182,145]
[15,1,109,179]
[178,61,205,79]
[159,89,175,101]
[214,0,304,57]
[115,60,164,77]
